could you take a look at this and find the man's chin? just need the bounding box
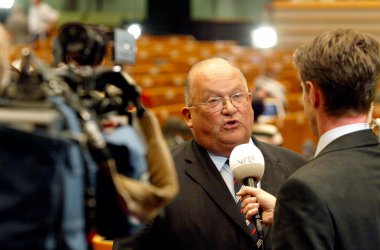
[221,134,250,147]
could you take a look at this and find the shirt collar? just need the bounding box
[208,138,254,172]
[314,123,370,157]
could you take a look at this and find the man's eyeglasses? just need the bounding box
[189,92,251,113]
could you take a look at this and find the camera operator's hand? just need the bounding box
[94,68,145,117]
[111,109,178,221]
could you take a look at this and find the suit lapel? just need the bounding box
[183,140,253,237]
[254,138,285,194]
[251,138,284,238]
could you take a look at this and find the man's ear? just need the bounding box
[181,107,193,128]
[306,81,320,108]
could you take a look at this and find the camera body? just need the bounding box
[55,22,136,67]
[56,22,110,66]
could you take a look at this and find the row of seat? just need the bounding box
[126,37,314,154]
[150,102,316,154]
[143,86,303,112]
[130,36,306,154]
[9,34,315,154]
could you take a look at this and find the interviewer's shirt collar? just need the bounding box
[314,123,370,157]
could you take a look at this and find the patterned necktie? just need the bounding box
[226,159,263,249]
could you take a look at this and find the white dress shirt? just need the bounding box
[314,123,370,157]
[28,2,59,35]
[208,138,261,197]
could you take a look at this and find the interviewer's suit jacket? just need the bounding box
[115,136,307,250]
[272,129,380,250]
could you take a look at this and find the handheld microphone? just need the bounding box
[229,143,265,248]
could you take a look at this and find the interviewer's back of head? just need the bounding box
[294,28,380,116]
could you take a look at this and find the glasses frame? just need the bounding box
[188,92,251,113]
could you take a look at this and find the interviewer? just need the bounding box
[239,28,380,250]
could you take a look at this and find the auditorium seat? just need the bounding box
[142,86,185,107]
[125,62,190,75]
[285,93,303,112]
[133,73,187,89]
[273,111,317,155]
[151,103,185,126]
[92,234,113,250]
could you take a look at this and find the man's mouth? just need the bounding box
[224,120,240,129]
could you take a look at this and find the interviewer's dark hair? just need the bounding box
[294,28,380,116]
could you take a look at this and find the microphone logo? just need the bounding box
[237,155,255,165]
[229,143,265,183]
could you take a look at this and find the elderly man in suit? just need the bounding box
[114,58,307,250]
[239,28,380,250]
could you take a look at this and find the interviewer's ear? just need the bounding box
[306,81,320,108]
[181,107,193,128]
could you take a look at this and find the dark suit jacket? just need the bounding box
[272,129,380,250]
[115,137,307,250]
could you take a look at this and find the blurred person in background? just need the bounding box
[161,116,193,148]
[251,92,283,146]
[5,4,30,44]
[253,63,287,107]
[28,0,59,41]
